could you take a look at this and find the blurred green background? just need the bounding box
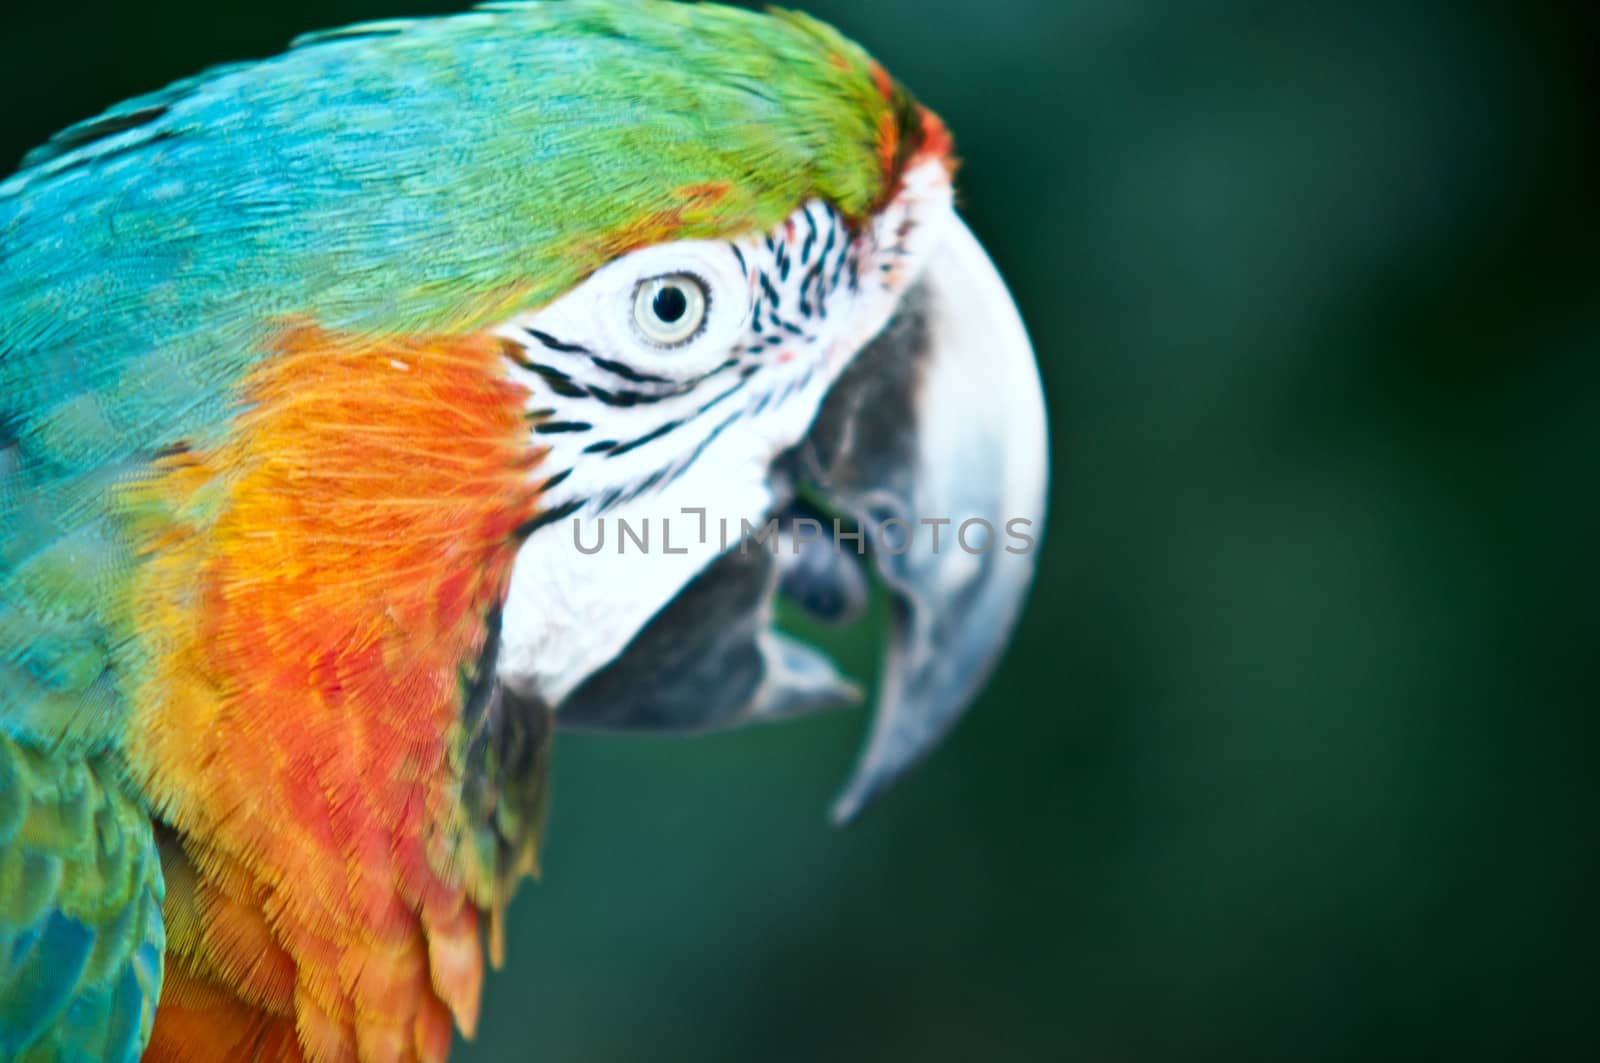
[4,1,1594,1059]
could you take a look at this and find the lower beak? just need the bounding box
[557,216,1048,821]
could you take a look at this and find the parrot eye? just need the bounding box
[500,240,749,380]
[632,273,709,347]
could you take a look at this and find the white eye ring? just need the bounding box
[632,272,709,347]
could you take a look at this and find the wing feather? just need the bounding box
[0,733,163,1062]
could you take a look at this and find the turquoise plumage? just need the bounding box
[0,734,163,1061]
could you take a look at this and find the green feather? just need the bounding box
[0,733,164,1062]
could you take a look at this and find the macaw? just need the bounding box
[0,1,1047,1060]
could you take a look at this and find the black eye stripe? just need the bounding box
[695,375,751,416]
[537,468,573,492]
[607,418,684,458]
[585,387,651,408]
[514,498,585,539]
[829,244,851,290]
[798,262,821,318]
[758,272,781,308]
[819,214,837,263]
[524,328,590,355]
[543,377,589,400]
[587,355,672,386]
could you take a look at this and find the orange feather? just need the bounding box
[128,324,541,1062]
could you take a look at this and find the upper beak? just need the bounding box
[557,214,1048,821]
[796,215,1048,821]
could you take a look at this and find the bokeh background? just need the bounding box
[4,1,1594,1059]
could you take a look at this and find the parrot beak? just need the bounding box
[794,214,1048,822]
[556,214,1047,821]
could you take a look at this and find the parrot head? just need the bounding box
[450,10,1050,821]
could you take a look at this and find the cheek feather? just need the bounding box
[126,324,551,1059]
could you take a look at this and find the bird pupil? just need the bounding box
[653,285,688,323]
